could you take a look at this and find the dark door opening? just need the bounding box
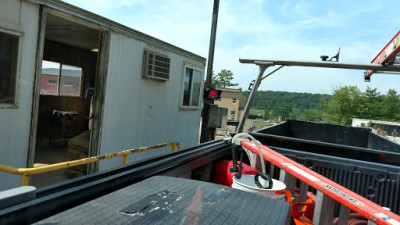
[32,14,101,187]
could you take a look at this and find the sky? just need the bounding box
[62,0,400,94]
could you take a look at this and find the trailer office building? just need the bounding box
[0,0,206,191]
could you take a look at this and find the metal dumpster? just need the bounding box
[251,120,400,166]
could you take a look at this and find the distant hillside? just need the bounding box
[244,90,332,110]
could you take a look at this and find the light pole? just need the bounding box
[200,0,220,142]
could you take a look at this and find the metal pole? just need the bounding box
[262,65,284,81]
[236,63,272,133]
[239,59,400,72]
[205,0,220,85]
[200,0,220,142]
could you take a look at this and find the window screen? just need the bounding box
[0,32,19,104]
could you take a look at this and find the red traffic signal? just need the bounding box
[209,89,218,98]
[204,88,222,100]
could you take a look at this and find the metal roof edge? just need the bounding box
[25,0,206,64]
[216,87,242,92]
[216,88,246,98]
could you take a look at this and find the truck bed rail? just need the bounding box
[241,141,400,225]
[0,140,231,225]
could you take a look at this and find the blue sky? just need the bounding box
[63,0,400,94]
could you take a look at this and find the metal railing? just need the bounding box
[0,142,181,186]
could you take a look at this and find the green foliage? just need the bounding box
[382,89,400,120]
[212,69,239,88]
[324,85,362,125]
[271,104,293,120]
[247,90,329,122]
[303,109,322,121]
[244,90,332,110]
[360,87,383,119]
[263,110,269,119]
[324,86,400,125]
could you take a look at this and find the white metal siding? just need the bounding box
[0,0,39,190]
[98,32,204,170]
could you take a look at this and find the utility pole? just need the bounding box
[200,0,220,143]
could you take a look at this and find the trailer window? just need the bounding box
[182,66,202,108]
[41,61,82,97]
[0,32,19,105]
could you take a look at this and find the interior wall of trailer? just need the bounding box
[0,0,39,191]
[98,32,204,171]
[36,41,97,145]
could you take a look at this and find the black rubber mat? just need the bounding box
[35,176,290,225]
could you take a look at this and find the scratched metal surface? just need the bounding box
[35,176,290,225]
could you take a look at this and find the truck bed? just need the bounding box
[250,120,400,214]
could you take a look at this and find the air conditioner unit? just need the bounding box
[142,50,170,81]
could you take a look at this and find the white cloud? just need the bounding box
[61,0,400,94]
[63,0,112,13]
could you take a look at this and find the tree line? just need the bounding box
[323,86,400,125]
[210,69,400,126]
[245,86,400,126]
[245,90,331,110]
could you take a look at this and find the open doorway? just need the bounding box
[32,14,101,187]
